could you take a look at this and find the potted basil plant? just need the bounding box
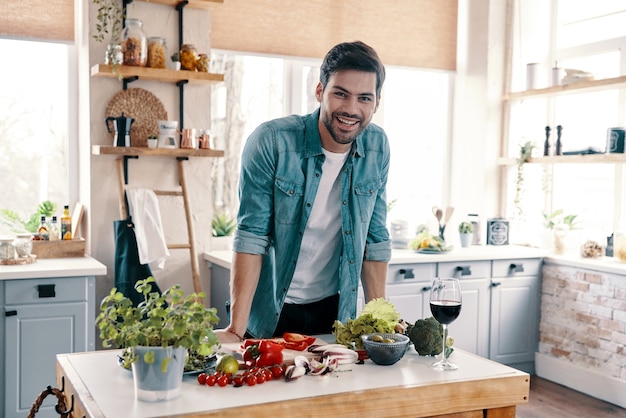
[96,277,220,401]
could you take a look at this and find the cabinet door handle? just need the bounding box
[38,284,56,298]
[509,263,524,273]
[455,266,471,276]
[491,281,502,287]
[421,286,432,292]
[398,268,414,279]
[5,310,17,317]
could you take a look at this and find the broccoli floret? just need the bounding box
[408,317,443,356]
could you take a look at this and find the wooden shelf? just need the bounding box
[504,75,626,101]
[497,153,626,165]
[137,0,223,9]
[92,145,224,158]
[91,64,224,85]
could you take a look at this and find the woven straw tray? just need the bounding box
[105,88,168,147]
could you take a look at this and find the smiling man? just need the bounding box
[216,41,392,342]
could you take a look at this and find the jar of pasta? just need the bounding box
[147,37,167,69]
[180,44,197,71]
[121,18,147,67]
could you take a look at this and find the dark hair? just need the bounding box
[320,41,386,98]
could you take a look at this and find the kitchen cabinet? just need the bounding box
[1,274,98,418]
[205,246,544,372]
[489,258,542,369]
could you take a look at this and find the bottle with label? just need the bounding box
[61,205,72,240]
[38,215,49,241]
[49,215,60,241]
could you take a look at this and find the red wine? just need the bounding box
[430,301,461,324]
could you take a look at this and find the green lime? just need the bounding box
[216,354,239,374]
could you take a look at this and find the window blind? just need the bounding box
[0,0,74,42]
[210,0,457,71]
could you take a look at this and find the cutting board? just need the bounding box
[220,337,328,366]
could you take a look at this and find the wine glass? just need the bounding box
[429,277,462,370]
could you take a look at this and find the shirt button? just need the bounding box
[369,189,373,194]
[307,203,311,207]
[349,259,354,264]
[342,200,347,205]
[316,173,320,177]
[345,230,350,235]
[289,190,294,195]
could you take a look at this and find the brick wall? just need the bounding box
[540,264,626,380]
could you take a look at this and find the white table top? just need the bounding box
[57,346,528,417]
[0,256,106,280]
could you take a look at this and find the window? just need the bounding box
[209,52,452,234]
[0,38,74,234]
[506,1,626,246]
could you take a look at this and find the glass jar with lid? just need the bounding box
[105,43,123,66]
[0,236,15,261]
[196,53,209,72]
[180,44,197,71]
[121,18,147,67]
[147,37,167,69]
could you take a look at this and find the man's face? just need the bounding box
[316,69,380,152]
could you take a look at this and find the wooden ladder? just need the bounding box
[115,156,201,293]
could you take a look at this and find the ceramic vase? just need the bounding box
[131,346,186,402]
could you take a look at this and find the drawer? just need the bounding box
[388,263,436,284]
[4,277,89,305]
[438,261,490,279]
[492,258,542,277]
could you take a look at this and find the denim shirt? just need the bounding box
[233,108,391,338]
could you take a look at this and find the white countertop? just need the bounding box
[0,256,107,280]
[57,346,527,417]
[204,245,546,270]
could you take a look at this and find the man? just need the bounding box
[217,41,391,343]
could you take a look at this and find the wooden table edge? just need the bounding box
[57,351,529,418]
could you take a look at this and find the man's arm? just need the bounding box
[215,251,262,343]
[361,259,388,302]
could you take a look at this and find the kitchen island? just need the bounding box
[56,346,529,417]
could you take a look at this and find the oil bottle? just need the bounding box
[61,205,72,240]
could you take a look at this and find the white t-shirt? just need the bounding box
[285,148,349,304]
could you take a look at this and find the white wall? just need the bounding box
[87,1,216,319]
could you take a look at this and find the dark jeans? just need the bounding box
[273,293,339,337]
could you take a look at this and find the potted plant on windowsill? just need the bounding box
[96,277,219,401]
[211,212,236,250]
[458,221,474,248]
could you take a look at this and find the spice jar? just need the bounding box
[0,236,15,261]
[147,37,167,69]
[196,53,209,72]
[180,44,197,71]
[121,18,147,67]
[14,233,33,257]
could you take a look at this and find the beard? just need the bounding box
[321,111,366,145]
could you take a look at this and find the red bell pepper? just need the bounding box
[283,340,309,351]
[283,332,316,346]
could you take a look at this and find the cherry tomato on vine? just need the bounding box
[197,373,207,385]
[206,374,217,387]
[245,374,257,386]
[217,374,229,387]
